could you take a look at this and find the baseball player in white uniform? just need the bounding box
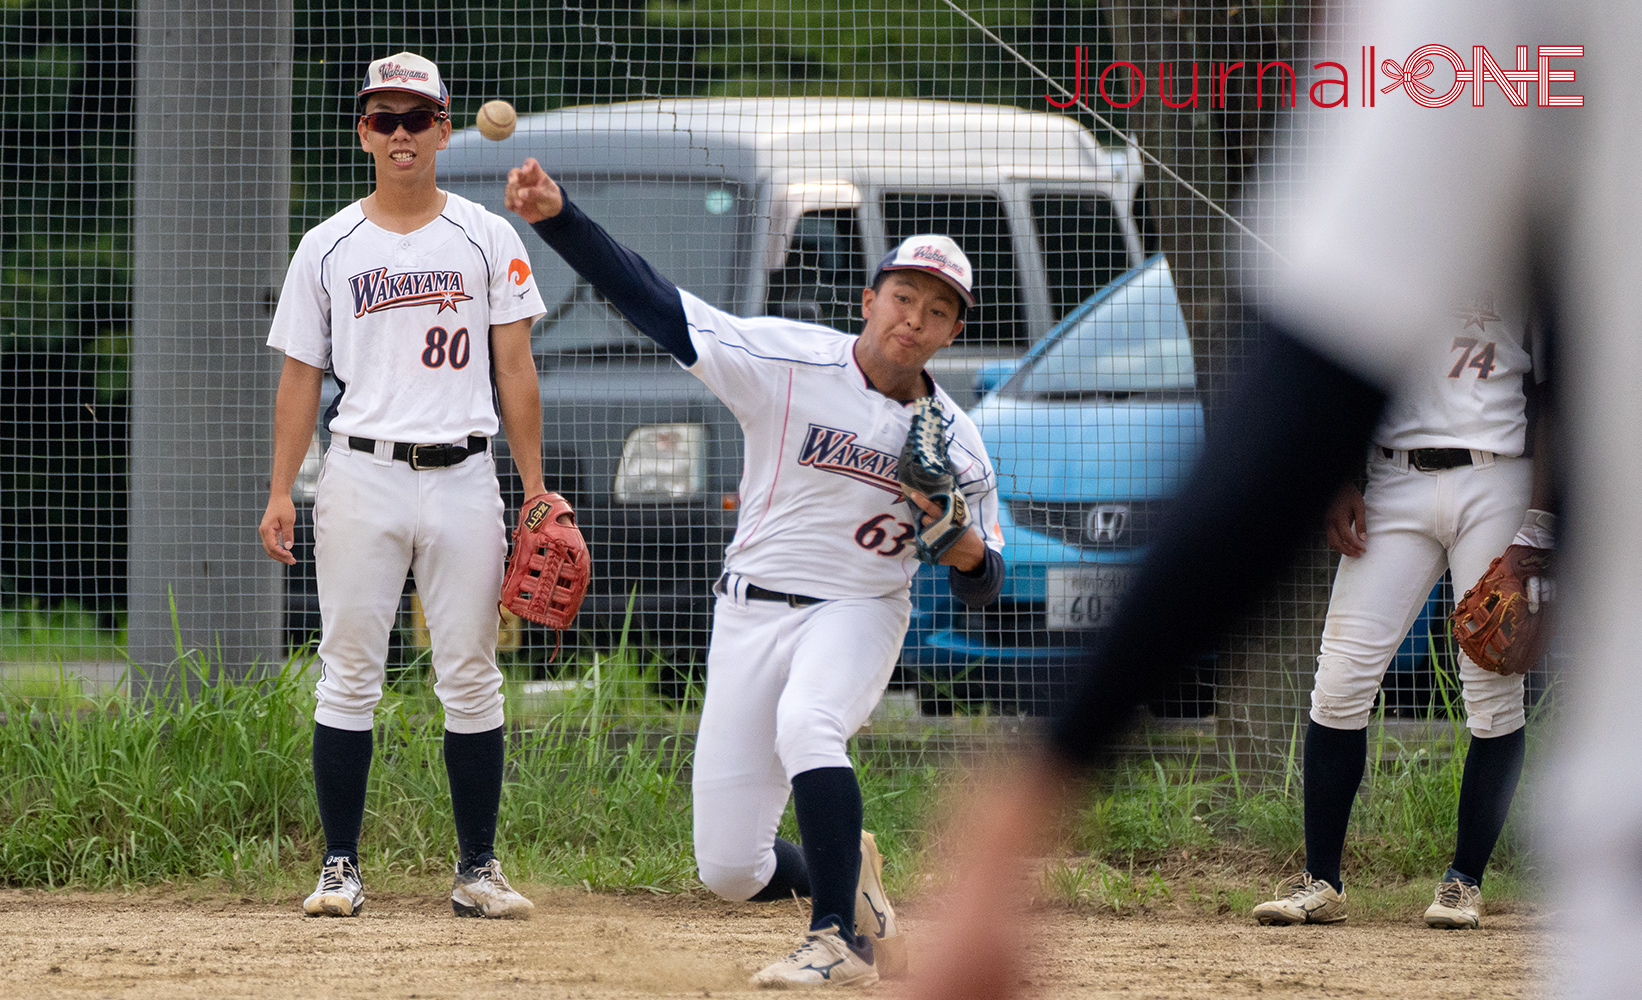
[1252,298,1553,930]
[503,159,1005,987]
[903,1,1610,993]
[258,53,547,920]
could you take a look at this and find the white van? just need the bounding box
[432,97,1155,679]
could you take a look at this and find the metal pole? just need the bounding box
[130,1,294,691]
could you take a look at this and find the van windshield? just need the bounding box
[445,176,750,353]
[1002,255,1196,399]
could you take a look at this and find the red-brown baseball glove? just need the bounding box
[499,493,589,634]
[1450,544,1554,675]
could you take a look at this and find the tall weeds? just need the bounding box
[0,640,1534,898]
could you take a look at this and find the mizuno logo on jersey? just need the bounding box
[348,268,473,317]
[797,424,901,494]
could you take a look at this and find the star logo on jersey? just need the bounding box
[1456,295,1501,331]
[797,424,902,495]
[348,267,473,317]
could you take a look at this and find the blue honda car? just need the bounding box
[900,255,1456,716]
[901,255,1205,714]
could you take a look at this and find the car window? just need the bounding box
[881,192,1025,348]
[1002,255,1195,398]
[1031,193,1128,322]
[444,176,751,353]
[764,209,866,334]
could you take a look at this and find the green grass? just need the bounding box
[0,601,126,663]
[0,621,1540,910]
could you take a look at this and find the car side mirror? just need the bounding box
[973,359,1023,397]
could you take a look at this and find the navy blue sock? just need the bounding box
[791,767,863,936]
[1449,727,1526,886]
[1442,867,1480,887]
[444,726,505,867]
[313,722,373,862]
[1302,720,1367,893]
[748,837,812,902]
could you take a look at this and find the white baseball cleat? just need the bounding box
[751,923,879,989]
[1424,878,1483,929]
[303,855,365,917]
[854,831,907,978]
[1251,870,1348,925]
[450,857,535,919]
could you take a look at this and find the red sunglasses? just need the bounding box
[361,109,449,135]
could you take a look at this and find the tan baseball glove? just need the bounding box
[499,493,590,634]
[1450,543,1553,675]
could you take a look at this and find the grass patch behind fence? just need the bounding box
[0,645,1536,908]
[1,601,127,664]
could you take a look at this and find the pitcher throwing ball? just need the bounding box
[258,52,548,919]
[505,159,1004,987]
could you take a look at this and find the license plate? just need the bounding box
[1045,565,1136,630]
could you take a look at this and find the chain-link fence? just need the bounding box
[2,0,1523,785]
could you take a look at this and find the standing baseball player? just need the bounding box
[257,52,547,919]
[503,159,1004,987]
[1251,298,1553,930]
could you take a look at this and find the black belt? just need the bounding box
[1383,447,1473,472]
[720,574,825,607]
[349,435,486,470]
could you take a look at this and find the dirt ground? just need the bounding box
[0,886,1550,999]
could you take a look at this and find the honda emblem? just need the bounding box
[1085,505,1130,544]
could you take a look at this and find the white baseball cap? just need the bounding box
[359,52,449,107]
[873,234,977,308]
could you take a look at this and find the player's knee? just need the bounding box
[1461,679,1527,737]
[1309,689,1375,730]
[314,672,384,727]
[696,859,764,902]
[431,663,504,730]
[1310,657,1381,729]
[774,706,849,773]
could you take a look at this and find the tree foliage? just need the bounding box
[0,0,1109,612]
[1,0,133,614]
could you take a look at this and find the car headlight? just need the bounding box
[291,430,325,502]
[613,423,706,501]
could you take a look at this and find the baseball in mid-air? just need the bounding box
[476,100,517,141]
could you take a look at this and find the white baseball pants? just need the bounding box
[691,577,909,901]
[1310,450,1532,737]
[311,438,508,734]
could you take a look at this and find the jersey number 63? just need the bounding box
[855,513,917,557]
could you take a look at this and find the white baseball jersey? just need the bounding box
[1373,293,1541,455]
[268,191,547,441]
[677,291,1003,600]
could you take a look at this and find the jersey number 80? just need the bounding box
[422,326,471,369]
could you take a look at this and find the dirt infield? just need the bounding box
[0,886,1548,998]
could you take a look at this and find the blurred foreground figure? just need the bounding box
[907,0,1631,995]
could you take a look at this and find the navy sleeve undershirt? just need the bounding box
[529,190,696,366]
[948,546,1004,607]
[1045,326,1388,770]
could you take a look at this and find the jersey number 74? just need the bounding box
[1449,337,1496,380]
